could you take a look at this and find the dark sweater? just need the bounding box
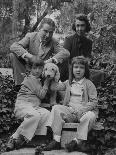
[64,33,92,60]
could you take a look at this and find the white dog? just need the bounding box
[43,62,60,106]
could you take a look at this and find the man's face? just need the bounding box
[75,19,86,36]
[40,23,55,44]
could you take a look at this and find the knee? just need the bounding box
[44,110,50,118]
[85,111,96,121]
[52,105,63,112]
[81,111,96,122]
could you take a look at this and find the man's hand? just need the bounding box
[45,58,58,64]
[28,55,43,64]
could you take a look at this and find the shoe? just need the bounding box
[14,134,26,149]
[6,137,15,151]
[65,140,78,152]
[65,140,90,153]
[43,139,61,151]
[6,135,26,151]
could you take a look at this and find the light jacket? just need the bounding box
[10,32,70,64]
[56,78,98,114]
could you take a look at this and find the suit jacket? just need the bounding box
[10,32,70,63]
[64,33,92,60]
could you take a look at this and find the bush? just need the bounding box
[0,75,20,135]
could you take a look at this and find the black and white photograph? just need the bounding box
[0,0,116,155]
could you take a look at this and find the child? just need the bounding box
[6,59,52,151]
[37,56,98,152]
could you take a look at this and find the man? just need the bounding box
[10,18,70,85]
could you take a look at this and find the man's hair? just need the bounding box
[69,56,90,84]
[39,18,56,30]
[72,14,91,33]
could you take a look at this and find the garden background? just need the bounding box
[0,0,116,154]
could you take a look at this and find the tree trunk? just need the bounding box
[20,7,30,39]
[12,0,18,38]
[31,6,49,32]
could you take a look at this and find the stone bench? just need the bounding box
[61,122,104,148]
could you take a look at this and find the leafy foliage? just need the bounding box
[0,75,20,134]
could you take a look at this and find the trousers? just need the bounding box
[12,100,50,141]
[46,105,96,140]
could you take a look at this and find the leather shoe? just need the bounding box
[65,140,90,153]
[6,137,15,151]
[6,135,26,151]
[65,140,78,152]
[43,139,61,151]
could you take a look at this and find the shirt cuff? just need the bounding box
[22,52,33,59]
[52,58,58,64]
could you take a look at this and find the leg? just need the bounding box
[7,105,50,151]
[40,105,75,151]
[46,105,75,136]
[9,53,26,85]
[76,111,96,140]
[14,107,50,141]
[65,111,97,152]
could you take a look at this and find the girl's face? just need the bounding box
[73,63,85,81]
[31,66,43,78]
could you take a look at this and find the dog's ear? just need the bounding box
[55,67,60,82]
[42,66,46,78]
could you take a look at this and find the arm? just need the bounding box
[10,33,32,57]
[35,78,52,100]
[86,40,92,63]
[45,39,70,64]
[63,36,72,52]
[81,81,98,113]
[10,33,41,62]
[77,81,97,119]
[50,80,67,91]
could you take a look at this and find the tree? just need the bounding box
[12,0,73,38]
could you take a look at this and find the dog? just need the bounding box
[43,62,60,106]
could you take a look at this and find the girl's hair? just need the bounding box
[72,14,91,33]
[69,56,90,84]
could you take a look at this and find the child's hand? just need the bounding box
[44,76,54,87]
[50,81,58,91]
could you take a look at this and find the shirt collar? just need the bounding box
[72,77,85,85]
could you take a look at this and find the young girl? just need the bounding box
[6,59,52,151]
[37,56,98,152]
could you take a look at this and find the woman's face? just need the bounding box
[73,63,85,81]
[31,66,43,78]
[75,19,86,36]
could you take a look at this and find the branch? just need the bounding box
[31,6,50,32]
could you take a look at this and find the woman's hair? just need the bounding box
[69,56,90,84]
[72,14,91,33]
[39,18,56,30]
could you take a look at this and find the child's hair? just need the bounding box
[32,59,44,69]
[69,56,90,84]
